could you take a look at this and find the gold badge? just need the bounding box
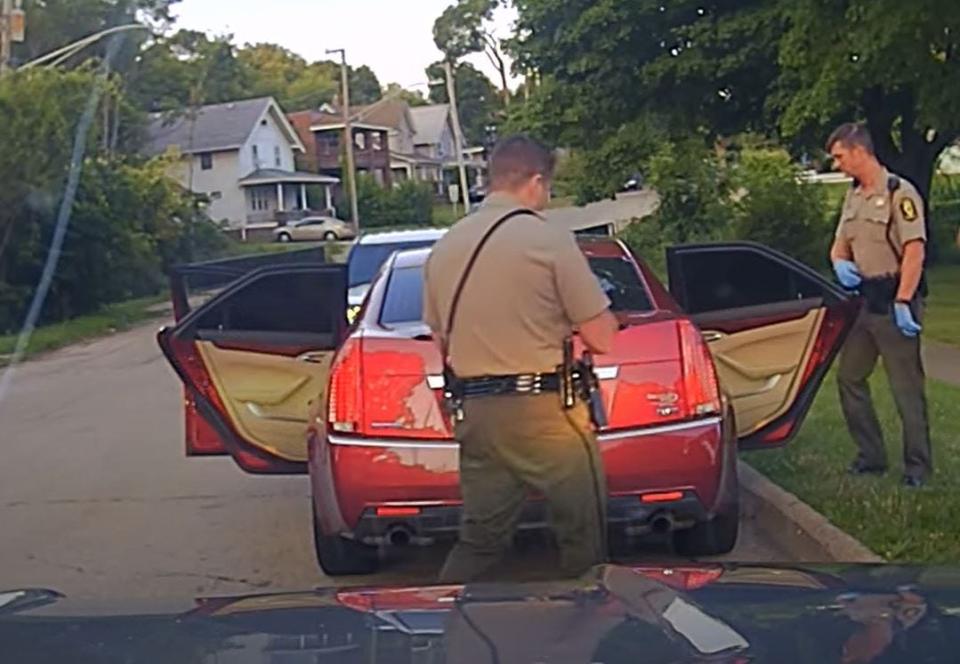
[900,197,919,222]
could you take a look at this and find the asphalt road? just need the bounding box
[0,319,791,602]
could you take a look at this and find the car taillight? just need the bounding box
[328,338,363,433]
[678,319,721,419]
[633,566,724,591]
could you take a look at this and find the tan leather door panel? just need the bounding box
[197,342,334,462]
[704,308,823,437]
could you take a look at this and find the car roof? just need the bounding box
[389,236,628,269]
[355,228,448,245]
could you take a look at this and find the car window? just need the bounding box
[347,240,437,286]
[380,266,424,325]
[588,257,652,312]
[195,271,340,334]
[379,256,651,326]
[672,248,828,314]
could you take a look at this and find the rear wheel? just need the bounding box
[673,501,740,557]
[277,232,292,243]
[312,503,379,575]
[323,230,338,241]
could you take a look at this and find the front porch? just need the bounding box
[239,169,340,238]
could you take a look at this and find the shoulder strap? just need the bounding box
[885,175,903,262]
[441,208,536,359]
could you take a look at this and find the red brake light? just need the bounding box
[641,491,685,503]
[678,320,721,419]
[376,506,422,517]
[633,566,724,591]
[328,338,363,433]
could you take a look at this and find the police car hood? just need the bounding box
[2,563,956,662]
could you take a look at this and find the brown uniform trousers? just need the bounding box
[438,395,607,583]
[838,306,931,478]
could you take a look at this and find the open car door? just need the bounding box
[667,242,860,449]
[158,252,346,474]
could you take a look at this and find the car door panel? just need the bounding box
[159,263,347,473]
[701,308,822,437]
[667,242,859,449]
[197,342,334,461]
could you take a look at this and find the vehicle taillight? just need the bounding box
[328,338,363,433]
[633,566,724,591]
[678,319,721,419]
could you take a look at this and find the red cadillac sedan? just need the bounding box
[159,238,858,575]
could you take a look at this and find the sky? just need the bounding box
[171,0,520,94]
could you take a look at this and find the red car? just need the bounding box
[159,239,858,575]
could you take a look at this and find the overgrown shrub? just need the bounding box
[339,175,435,228]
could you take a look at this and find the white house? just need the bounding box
[144,97,339,236]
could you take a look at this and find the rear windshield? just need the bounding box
[379,256,652,326]
[347,240,437,287]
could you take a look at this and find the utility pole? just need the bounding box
[327,47,359,234]
[444,59,471,215]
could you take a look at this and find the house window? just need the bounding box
[371,133,382,151]
[250,187,270,211]
[199,152,213,170]
[274,145,281,168]
[252,144,259,165]
[320,132,339,154]
[355,131,367,151]
[209,191,222,200]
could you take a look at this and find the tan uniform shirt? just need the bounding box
[423,192,610,378]
[835,169,926,278]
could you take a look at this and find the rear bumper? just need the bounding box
[310,416,730,538]
[353,493,709,546]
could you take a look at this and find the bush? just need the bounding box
[621,140,835,274]
[646,138,730,244]
[556,119,663,205]
[730,148,831,270]
[338,175,435,228]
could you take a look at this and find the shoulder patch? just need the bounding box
[899,197,919,222]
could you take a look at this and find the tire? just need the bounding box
[323,230,338,241]
[277,232,292,243]
[312,504,379,575]
[673,500,740,557]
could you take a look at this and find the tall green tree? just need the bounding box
[0,68,219,331]
[433,0,511,105]
[348,64,383,105]
[127,30,249,111]
[383,82,428,107]
[427,60,500,145]
[509,0,960,224]
[776,0,960,208]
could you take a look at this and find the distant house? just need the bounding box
[411,104,456,162]
[288,108,393,187]
[411,104,488,191]
[144,96,339,236]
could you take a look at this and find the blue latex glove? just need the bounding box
[833,259,862,289]
[894,302,923,338]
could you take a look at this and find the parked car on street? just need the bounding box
[344,228,448,313]
[158,240,859,574]
[274,216,355,243]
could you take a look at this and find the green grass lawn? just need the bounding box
[925,264,960,347]
[746,370,960,563]
[0,294,167,365]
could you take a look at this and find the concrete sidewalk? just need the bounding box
[923,339,960,388]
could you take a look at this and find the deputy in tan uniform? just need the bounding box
[827,122,932,487]
[423,135,619,582]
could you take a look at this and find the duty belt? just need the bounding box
[459,372,563,398]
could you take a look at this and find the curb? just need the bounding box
[738,460,883,563]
